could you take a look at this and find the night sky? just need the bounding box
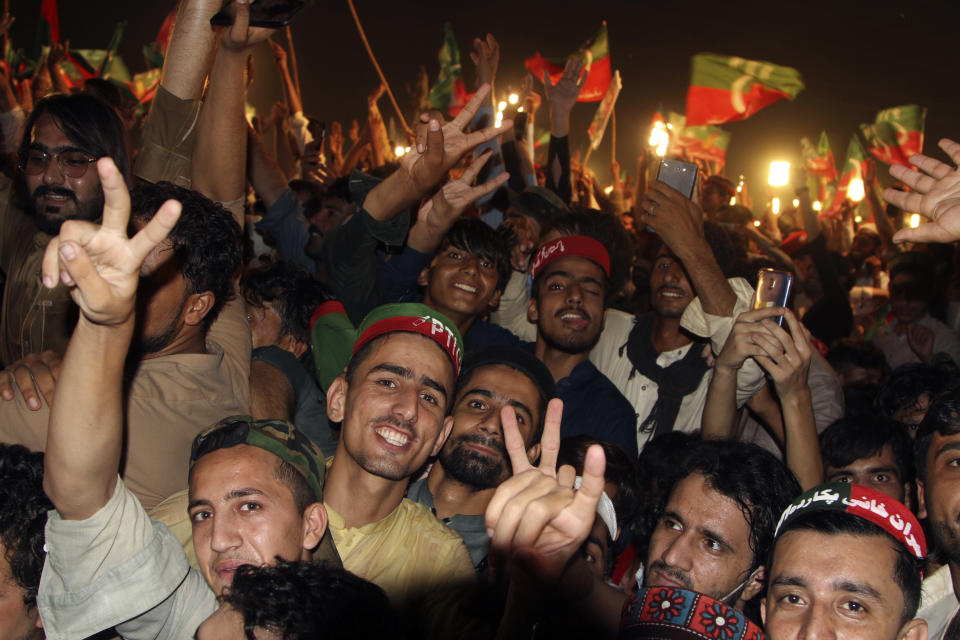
[11,0,960,208]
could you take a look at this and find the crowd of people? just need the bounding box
[2,0,960,638]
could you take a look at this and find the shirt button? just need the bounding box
[641,385,647,390]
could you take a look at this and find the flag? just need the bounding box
[525,22,611,103]
[685,53,804,126]
[98,21,126,77]
[35,0,60,58]
[426,22,468,118]
[859,104,926,167]
[801,131,838,203]
[61,48,131,85]
[143,9,177,70]
[664,111,731,174]
[587,69,622,150]
[829,135,867,214]
[132,68,162,103]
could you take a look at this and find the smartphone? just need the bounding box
[210,0,311,28]
[657,158,699,199]
[753,269,793,326]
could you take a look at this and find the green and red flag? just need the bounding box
[587,69,622,150]
[427,22,469,118]
[664,111,731,174]
[685,53,804,126]
[859,104,926,167]
[142,9,177,70]
[34,0,60,59]
[525,22,611,103]
[132,67,162,104]
[800,131,837,181]
[828,135,867,214]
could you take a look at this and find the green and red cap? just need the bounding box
[353,302,464,377]
[774,483,926,559]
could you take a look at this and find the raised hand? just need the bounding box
[40,158,181,327]
[885,139,960,244]
[485,398,606,583]
[418,150,509,230]
[639,180,706,250]
[269,39,287,68]
[220,0,275,53]
[543,56,586,138]
[470,33,499,91]
[715,306,788,371]
[48,40,70,66]
[749,309,813,398]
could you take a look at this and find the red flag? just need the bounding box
[525,22,611,103]
[40,0,60,44]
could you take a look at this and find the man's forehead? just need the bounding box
[365,332,454,386]
[455,364,540,405]
[668,473,750,533]
[541,255,605,279]
[190,446,281,493]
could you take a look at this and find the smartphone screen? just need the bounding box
[657,158,699,199]
[211,0,310,28]
[753,269,793,326]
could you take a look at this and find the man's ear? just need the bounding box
[183,291,215,326]
[417,265,431,288]
[487,288,503,311]
[526,442,541,466]
[740,565,766,603]
[527,295,539,324]
[431,415,455,456]
[326,374,348,422]
[301,502,328,553]
[915,478,927,519]
[898,617,928,640]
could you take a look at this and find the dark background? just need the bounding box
[10,0,960,209]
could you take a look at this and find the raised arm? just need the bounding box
[161,0,220,100]
[269,39,303,115]
[42,159,181,520]
[640,182,737,316]
[542,57,585,204]
[192,1,274,205]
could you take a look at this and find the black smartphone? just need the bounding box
[657,158,699,199]
[210,0,311,28]
[753,269,793,326]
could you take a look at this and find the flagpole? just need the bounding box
[284,26,302,98]
[3,0,9,62]
[610,108,617,164]
[346,0,413,138]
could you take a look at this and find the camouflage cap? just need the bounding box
[190,415,341,567]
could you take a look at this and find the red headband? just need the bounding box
[353,315,462,376]
[775,483,926,559]
[530,235,611,280]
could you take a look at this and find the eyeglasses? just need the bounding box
[20,149,97,179]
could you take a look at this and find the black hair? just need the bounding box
[875,357,960,426]
[17,92,130,190]
[0,444,52,612]
[826,339,888,377]
[539,210,631,301]
[242,262,335,343]
[437,218,511,292]
[702,220,751,281]
[772,510,921,625]
[914,390,960,483]
[322,176,352,203]
[224,560,394,640]
[130,182,243,330]
[842,383,881,419]
[819,417,914,485]
[286,179,324,202]
[273,459,318,516]
[657,440,801,571]
[558,435,640,530]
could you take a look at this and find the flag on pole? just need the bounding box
[525,22,611,103]
[131,67,162,103]
[829,135,867,214]
[859,105,926,167]
[800,131,838,181]
[587,69,622,150]
[426,22,469,118]
[35,0,60,58]
[664,111,731,174]
[685,53,804,126]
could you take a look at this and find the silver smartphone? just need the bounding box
[753,269,793,326]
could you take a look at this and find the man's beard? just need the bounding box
[539,307,602,355]
[129,298,187,359]
[27,185,103,235]
[929,519,960,567]
[438,433,508,490]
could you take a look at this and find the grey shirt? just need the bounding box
[408,477,488,571]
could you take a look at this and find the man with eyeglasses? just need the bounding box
[0,93,129,364]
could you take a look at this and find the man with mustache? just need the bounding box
[526,220,638,457]
[407,345,555,569]
[0,92,129,364]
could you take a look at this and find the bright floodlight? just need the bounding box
[394,145,406,157]
[848,178,865,202]
[854,215,863,224]
[771,197,781,215]
[813,200,822,212]
[729,196,737,206]
[910,213,921,228]
[603,185,614,195]
[792,198,800,207]
[497,101,507,112]
[769,161,791,186]
[508,93,519,105]
[648,122,669,157]
[753,219,761,227]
